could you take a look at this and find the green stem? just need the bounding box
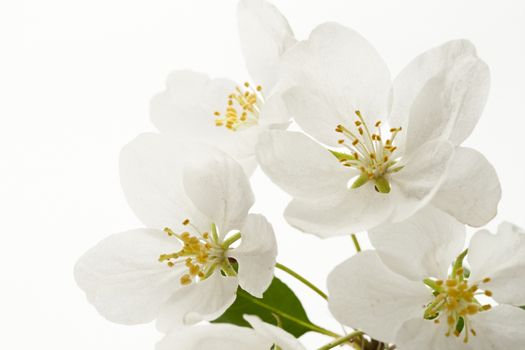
[317,331,364,350]
[222,232,241,248]
[275,262,328,300]
[238,293,341,338]
[351,234,362,253]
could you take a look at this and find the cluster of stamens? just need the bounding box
[214,82,264,131]
[158,219,226,286]
[335,110,402,182]
[424,268,493,344]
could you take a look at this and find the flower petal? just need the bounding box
[390,139,455,222]
[259,93,291,127]
[468,222,525,305]
[402,55,490,153]
[395,317,473,350]
[156,271,238,332]
[237,0,296,90]
[119,133,209,232]
[229,214,277,297]
[74,229,182,325]
[256,130,352,200]
[327,251,429,344]
[283,86,347,147]
[282,22,391,131]
[469,305,525,350]
[245,315,306,350]
[369,205,466,281]
[284,182,399,237]
[390,39,477,130]
[431,147,501,227]
[150,70,259,172]
[183,150,254,237]
[157,324,271,350]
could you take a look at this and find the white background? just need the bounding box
[5,0,524,348]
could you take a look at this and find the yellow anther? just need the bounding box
[338,139,345,144]
[484,290,493,297]
[244,82,250,87]
[375,121,381,127]
[482,277,491,283]
[182,219,190,226]
[180,274,192,285]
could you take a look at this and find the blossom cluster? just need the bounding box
[75,1,525,349]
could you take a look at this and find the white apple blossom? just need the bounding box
[256,22,501,237]
[74,133,277,332]
[327,206,525,349]
[157,315,306,350]
[150,0,296,174]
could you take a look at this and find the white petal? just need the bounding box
[256,130,352,200]
[390,39,477,130]
[157,324,271,350]
[431,147,501,227]
[156,271,238,332]
[237,0,296,90]
[369,205,466,281]
[282,22,391,128]
[403,55,490,153]
[283,86,347,147]
[245,315,306,350]
[119,133,210,232]
[183,151,254,237]
[468,222,525,305]
[391,139,455,222]
[259,93,291,127]
[469,305,525,350]
[327,251,429,344]
[285,182,400,237]
[74,229,182,325]
[150,70,259,171]
[229,214,277,297]
[395,317,473,350]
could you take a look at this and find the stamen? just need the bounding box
[214,82,264,131]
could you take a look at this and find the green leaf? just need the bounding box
[212,277,312,337]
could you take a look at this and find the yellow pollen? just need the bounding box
[214,82,264,131]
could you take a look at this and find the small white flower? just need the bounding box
[327,206,525,349]
[74,133,277,332]
[150,0,296,174]
[256,22,501,237]
[157,315,306,350]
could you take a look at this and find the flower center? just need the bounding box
[423,265,493,343]
[158,219,239,286]
[214,82,264,131]
[333,110,403,193]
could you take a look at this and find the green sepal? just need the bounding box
[374,177,391,193]
[330,150,355,162]
[351,173,369,189]
[520,306,525,311]
[212,277,312,337]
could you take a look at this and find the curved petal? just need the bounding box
[391,139,455,222]
[431,147,501,227]
[369,205,466,282]
[283,86,348,147]
[256,130,352,200]
[183,151,254,237]
[282,22,391,131]
[237,0,296,90]
[156,271,238,332]
[245,315,306,350]
[390,39,477,130]
[157,324,271,350]
[468,222,525,305]
[74,229,183,325]
[327,251,430,344]
[284,182,399,237]
[395,317,473,350]
[469,305,525,350]
[150,70,259,170]
[403,55,490,153]
[119,133,210,232]
[229,214,277,298]
[259,93,291,127]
